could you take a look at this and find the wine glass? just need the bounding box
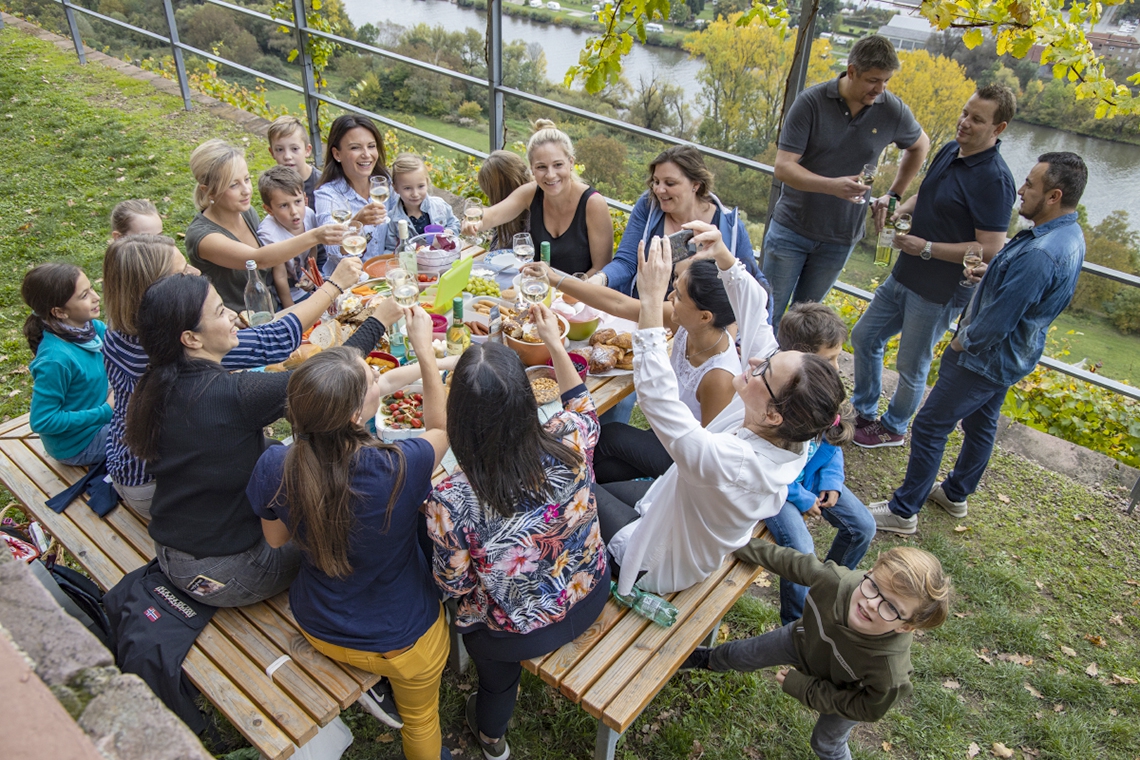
[463,198,485,246]
[892,213,912,249]
[512,232,535,271]
[341,221,367,258]
[369,176,390,207]
[330,196,352,226]
[518,270,550,309]
[961,244,983,287]
[854,163,876,205]
[385,267,409,292]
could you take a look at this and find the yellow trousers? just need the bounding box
[304,606,449,760]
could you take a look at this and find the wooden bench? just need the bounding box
[521,525,772,760]
[0,372,635,759]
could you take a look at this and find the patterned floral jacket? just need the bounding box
[426,385,606,634]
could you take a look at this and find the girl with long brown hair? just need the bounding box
[247,307,450,760]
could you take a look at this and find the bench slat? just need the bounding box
[0,440,131,587]
[239,599,365,710]
[580,558,735,719]
[193,625,319,746]
[214,608,340,726]
[183,649,295,760]
[266,594,378,691]
[558,597,654,702]
[602,559,765,732]
[524,601,629,689]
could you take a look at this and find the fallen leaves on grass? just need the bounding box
[996,653,1034,666]
[1024,682,1044,699]
[991,742,1014,758]
[1060,645,1077,657]
[997,494,1010,503]
[375,734,394,743]
[1110,673,1137,685]
[881,741,892,752]
[1084,634,1107,647]
[975,650,993,664]
[1109,614,1123,626]
[954,525,970,533]
[752,571,771,588]
[967,742,981,758]
[1086,662,1099,677]
[943,679,961,689]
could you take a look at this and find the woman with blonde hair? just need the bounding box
[464,120,613,275]
[109,199,163,239]
[186,138,345,311]
[102,234,363,518]
[476,150,531,250]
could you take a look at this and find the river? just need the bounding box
[346,0,1140,228]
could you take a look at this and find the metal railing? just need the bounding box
[27,0,1140,407]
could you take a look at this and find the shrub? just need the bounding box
[457,101,483,121]
[1106,289,1140,335]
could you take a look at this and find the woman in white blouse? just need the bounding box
[600,223,848,596]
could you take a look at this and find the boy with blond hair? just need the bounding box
[267,115,318,208]
[257,166,318,306]
[683,544,950,760]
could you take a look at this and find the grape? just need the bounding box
[464,276,500,298]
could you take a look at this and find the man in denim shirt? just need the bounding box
[871,152,1087,534]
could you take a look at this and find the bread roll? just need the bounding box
[588,345,620,373]
[613,332,633,351]
[614,350,633,371]
[283,343,322,369]
[590,328,617,346]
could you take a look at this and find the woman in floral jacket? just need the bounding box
[427,305,609,760]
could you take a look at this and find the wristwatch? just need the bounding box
[920,241,933,260]
[887,190,902,201]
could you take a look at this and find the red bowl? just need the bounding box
[546,351,588,382]
[368,351,399,372]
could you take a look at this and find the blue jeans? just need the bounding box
[763,487,876,624]
[709,622,859,760]
[851,275,966,435]
[889,347,1008,518]
[57,423,109,467]
[761,218,858,329]
[597,389,636,426]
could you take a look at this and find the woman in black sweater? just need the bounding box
[125,274,401,607]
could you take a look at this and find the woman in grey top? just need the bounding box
[186,139,344,311]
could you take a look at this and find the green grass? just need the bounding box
[5,26,1140,760]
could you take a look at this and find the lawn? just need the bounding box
[4,25,1140,760]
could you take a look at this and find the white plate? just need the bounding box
[486,251,522,272]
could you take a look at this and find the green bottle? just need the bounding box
[540,240,551,265]
[446,297,471,356]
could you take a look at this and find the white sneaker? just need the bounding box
[868,501,917,535]
[927,484,968,518]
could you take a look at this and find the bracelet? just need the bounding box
[556,273,567,290]
[325,280,344,295]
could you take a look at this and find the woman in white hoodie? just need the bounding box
[598,223,847,596]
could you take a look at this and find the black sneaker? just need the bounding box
[679,646,712,672]
[359,678,404,729]
[466,693,510,760]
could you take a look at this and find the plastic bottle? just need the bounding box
[874,197,897,267]
[243,260,274,325]
[610,581,678,627]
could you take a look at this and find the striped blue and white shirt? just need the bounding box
[103,314,302,488]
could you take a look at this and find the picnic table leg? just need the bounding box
[700,618,723,648]
[445,598,469,673]
[594,719,622,760]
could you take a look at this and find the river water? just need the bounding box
[347,0,1140,227]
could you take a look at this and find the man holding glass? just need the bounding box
[762,34,929,329]
[851,85,1018,449]
[871,152,1087,535]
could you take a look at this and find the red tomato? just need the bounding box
[393,390,404,400]
[413,393,423,402]
[411,419,423,428]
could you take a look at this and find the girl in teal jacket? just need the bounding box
[24,263,112,466]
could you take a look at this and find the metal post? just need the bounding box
[762,0,820,248]
[487,0,505,152]
[1127,475,1140,516]
[60,0,87,64]
[292,0,324,166]
[594,720,622,760]
[0,12,6,30]
[160,0,192,111]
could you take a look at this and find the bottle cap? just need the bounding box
[452,296,463,317]
[245,260,257,270]
[398,219,408,238]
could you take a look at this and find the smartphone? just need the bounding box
[667,230,696,264]
[187,574,228,597]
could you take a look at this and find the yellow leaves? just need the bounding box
[991,743,1015,759]
[963,29,984,48]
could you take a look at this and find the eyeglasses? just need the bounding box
[750,350,781,401]
[859,574,911,623]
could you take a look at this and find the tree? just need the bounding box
[886,50,976,155]
[626,75,681,134]
[685,15,831,156]
[576,134,628,190]
[1069,211,1139,315]
[669,3,691,25]
[1106,289,1140,335]
[566,0,1140,118]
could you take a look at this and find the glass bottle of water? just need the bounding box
[610,581,678,627]
[243,260,274,325]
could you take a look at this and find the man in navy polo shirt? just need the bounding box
[851,85,1018,448]
[871,152,1087,534]
[763,34,930,329]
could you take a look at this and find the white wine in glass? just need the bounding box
[854,163,876,205]
[341,221,366,256]
[961,245,983,287]
[512,232,534,270]
[519,273,549,305]
[330,198,352,225]
[370,176,389,206]
[393,282,419,307]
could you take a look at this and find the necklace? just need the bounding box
[686,329,726,363]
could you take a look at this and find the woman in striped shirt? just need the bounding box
[101,234,362,519]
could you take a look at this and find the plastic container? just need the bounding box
[375,381,426,442]
[545,351,589,381]
[410,230,461,275]
[430,313,449,341]
[362,254,397,279]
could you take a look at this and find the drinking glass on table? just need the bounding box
[341,221,367,257]
[961,244,984,287]
[518,270,550,309]
[892,213,912,249]
[854,163,876,204]
[512,232,535,271]
[369,176,390,207]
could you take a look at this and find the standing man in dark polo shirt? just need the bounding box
[871,152,1087,535]
[851,85,1018,448]
[763,34,930,329]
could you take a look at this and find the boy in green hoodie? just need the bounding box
[682,543,950,760]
